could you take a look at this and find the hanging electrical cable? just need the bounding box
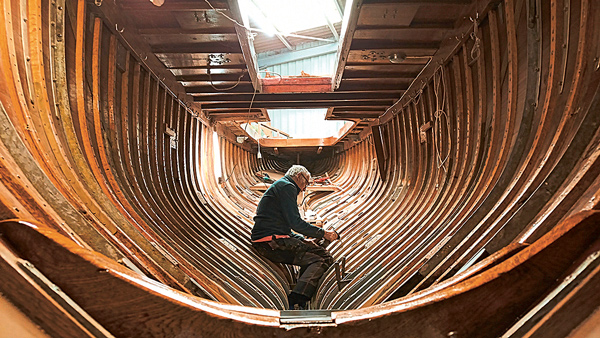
[206,63,246,91]
[243,86,259,135]
[241,71,282,158]
[257,124,262,159]
[243,71,281,134]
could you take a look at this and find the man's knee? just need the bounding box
[299,251,329,268]
[296,244,334,268]
[315,255,333,271]
[320,249,334,267]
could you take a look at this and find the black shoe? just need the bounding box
[287,292,309,310]
[289,302,307,310]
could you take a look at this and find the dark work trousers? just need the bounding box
[253,237,334,299]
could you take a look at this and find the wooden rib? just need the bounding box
[1,210,599,336]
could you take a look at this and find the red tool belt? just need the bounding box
[252,234,290,243]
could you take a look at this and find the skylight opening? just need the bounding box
[236,0,348,138]
[269,109,344,139]
[239,0,342,36]
[242,109,348,140]
[239,0,345,78]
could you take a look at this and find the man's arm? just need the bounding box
[279,184,325,238]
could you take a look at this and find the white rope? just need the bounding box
[414,87,423,106]
[470,13,481,62]
[433,65,450,172]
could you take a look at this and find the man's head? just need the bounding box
[286,165,311,191]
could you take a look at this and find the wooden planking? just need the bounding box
[1,0,192,288]
[1,209,600,336]
[0,237,112,338]
[420,0,600,290]
[502,240,600,337]
[115,0,260,123]
[326,0,473,124]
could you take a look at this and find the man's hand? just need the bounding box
[323,230,339,242]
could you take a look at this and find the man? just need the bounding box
[251,165,339,310]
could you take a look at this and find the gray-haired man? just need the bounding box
[251,165,339,310]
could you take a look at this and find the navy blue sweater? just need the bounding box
[251,175,325,241]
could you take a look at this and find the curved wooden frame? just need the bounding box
[1,0,600,335]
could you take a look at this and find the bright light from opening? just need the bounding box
[269,109,346,138]
[213,132,222,182]
[239,0,342,35]
[238,0,276,36]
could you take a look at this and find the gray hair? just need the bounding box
[286,165,310,179]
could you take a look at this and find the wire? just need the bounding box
[299,191,308,207]
[206,65,246,91]
[257,129,262,158]
[242,70,281,136]
[388,58,432,117]
[413,87,423,106]
[240,86,260,159]
[243,86,259,135]
[222,163,239,184]
[258,70,283,82]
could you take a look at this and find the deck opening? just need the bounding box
[239,0,343,79]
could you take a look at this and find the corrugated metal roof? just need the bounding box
[261,50,337,76]
[252,22,342,53]
[246,0,343,54]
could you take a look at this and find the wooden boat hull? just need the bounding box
[0,0,599,336]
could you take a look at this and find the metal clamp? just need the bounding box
[334,257,351,290]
